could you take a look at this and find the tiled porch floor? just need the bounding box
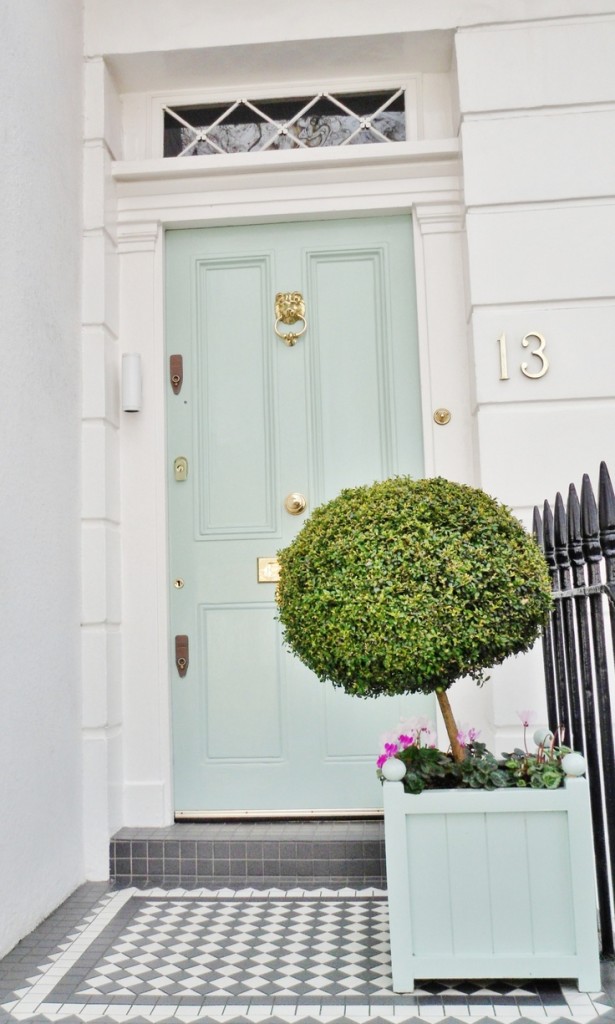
[1,882,614,1024]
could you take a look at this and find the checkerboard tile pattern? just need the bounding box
[1,886,614,1024]
[73,896,391,1001]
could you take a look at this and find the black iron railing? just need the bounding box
[533,461,615,955]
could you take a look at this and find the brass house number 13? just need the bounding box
[497,332,549,380]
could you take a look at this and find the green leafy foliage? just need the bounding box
[502,744,570,789]
[383,742,512,794]
[276,476,552,698]
[380,741,568,795]
[394,743,456,794]
[455,743,513,790]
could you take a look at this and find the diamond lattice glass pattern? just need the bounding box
[163,90,405,157]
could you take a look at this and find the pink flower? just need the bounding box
[398,733,414,750]
[384,742,399,756]
[517,709,537,727]
[456,724,481,747]
[376,754,387,768]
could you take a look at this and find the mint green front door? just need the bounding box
[166,216,432,814]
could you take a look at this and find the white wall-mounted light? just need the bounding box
[122,353,142,412]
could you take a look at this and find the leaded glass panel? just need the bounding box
[163,90,405,158]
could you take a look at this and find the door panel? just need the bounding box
[166,216,433,813]
[196,256,277,536]
[201,603,283,759]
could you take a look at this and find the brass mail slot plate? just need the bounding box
[257,557,280,583]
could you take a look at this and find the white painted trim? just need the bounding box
[411,213,435,479]
[145,70,419,106]
[455,10,615,35]
[113,138,460,182]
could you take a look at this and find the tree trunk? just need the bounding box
[436,689,466,763]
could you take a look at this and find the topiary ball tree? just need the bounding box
[276,476,552,762]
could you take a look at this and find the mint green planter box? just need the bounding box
[383,777,601,993]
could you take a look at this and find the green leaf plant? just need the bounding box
[375,716,570,794]
[276,476,552,764]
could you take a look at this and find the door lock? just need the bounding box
[174,456,188,481]
[169,354,183,394]
[175,635,189,677]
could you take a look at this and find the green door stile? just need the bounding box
[166,216,433,815]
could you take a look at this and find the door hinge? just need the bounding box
[175,635,189,677]
[170,354,183,394]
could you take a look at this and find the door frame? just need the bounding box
[115,148,473,825]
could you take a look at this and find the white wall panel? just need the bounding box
[472,304,615,404]
[463,110,615,207]
[82,420,120,522]
[0,0,84,958]
[82,522,122,625]
[457,18,615,113]
[82,230,119,335]
[85,1,615,61]
[82,327,120,424]
[490,646,549,754]
[84,57,123,159]
[82,629,122,728]
[83,143,118,244]
[466,204,615,306]
[82,732,123,880]
[422,73,455,138]
[476,401,615,508]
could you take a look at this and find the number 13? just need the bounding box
[497,332,549,380]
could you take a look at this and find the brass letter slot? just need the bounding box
[175,634,189,677]
[257,557,281,583]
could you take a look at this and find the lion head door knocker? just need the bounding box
[274,292,307,347]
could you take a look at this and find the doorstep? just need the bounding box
[110,819,386,887]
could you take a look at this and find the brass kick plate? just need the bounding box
[257,557,280,583]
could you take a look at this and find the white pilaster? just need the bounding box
[82,56,123,877]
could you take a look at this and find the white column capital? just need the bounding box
[414,202,465,235]
[117,221,161,254]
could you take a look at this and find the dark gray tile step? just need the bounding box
[110,819,385,886]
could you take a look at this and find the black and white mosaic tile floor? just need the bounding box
[1,884,614,1024]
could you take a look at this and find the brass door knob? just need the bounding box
[284,492,307,516]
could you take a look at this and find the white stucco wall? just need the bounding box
[0,0,84,956]
[456,13,615,749]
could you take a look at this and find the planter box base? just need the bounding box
[383,778,601,993]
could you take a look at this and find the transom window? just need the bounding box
[163,89,405,157]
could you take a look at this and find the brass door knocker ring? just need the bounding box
[274,292,307,347]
